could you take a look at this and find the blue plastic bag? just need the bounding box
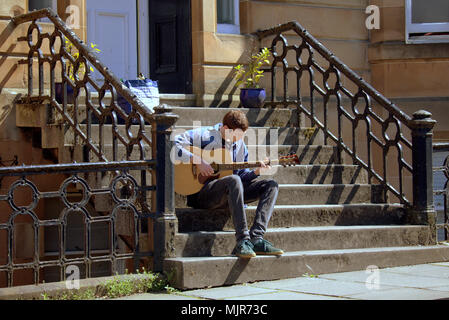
[117,78,159,123]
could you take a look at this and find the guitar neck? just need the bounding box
[217,159,279,171]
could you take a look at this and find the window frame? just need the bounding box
[405,0,449,44]
[216,0,240,35]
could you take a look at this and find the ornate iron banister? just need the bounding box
[11,8,153,124]
[255,21,412,125]
[254,21,437,225]
[0,9,178,286]
[10,8,160,166]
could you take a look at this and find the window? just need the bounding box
[217,0,240,34]
[28,0,57,23]
[405,0,449,43]
[28,0,57,12]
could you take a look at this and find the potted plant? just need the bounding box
[233,47,271,108]
[55,39,100,104]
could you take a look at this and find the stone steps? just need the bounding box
[69,162,364,186]
[164,245,449,290]
[173,225,432,257]
[175,183,384,208]
[12,93,438,293]
[175,204,406,232]
[58,124,323,147]
[267,165,367,184]
[174,125,324,146]
[170,106,300,128]
[60,142,338,165]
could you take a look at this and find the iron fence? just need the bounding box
[0,160,155,287]
[0,8,178,287]
[12,8,154,163]
[255,22,436,228]
[433,143,449,241]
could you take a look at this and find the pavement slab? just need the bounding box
[347,287,449,300]
[179,284,279,300]
[249,276,397,297]
[378,264,449,278]
[225,290,351,300]
[320,269,449,289]
[107,263,449,300]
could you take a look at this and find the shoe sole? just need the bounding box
[254,251,284,256]
[235,253,256,258]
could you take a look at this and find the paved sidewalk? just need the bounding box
[114,262,449,300]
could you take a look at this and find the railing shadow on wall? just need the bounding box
[254,21,438,236]
[0,8,177,288]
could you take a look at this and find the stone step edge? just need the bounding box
[173,225,431,257]
[163,245,449,289]
[277,183,379,188]
[55,124,316,131]
[175,203,404,212]
[167,245,446,262]
[175,225,427,236]
[61,143,336,150]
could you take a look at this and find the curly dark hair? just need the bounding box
[222,110,249,131]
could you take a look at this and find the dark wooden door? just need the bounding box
[149,0,192,94]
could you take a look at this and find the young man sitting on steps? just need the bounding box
[174,110,284,258]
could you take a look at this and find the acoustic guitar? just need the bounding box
[174,146,300,196]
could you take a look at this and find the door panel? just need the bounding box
[149,0,192,93]
[86,0,137,82]
[154,17,177,74]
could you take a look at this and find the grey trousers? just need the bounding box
[195,175,279,242]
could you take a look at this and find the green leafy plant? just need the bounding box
[302,272,319,278]
[40,288,96,300]
[64,38,101,81]
[100,268,173,298]
[233,47,271,89]
[38,268,176,300]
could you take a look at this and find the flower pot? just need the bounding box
[55,82,75,104]
[239,88,266,108]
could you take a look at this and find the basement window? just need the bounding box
[406,0,449,44]
[217,0,240,34]
[28,0,57,12]
[28,0,57,23]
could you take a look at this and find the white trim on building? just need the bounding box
[405,0,449,44]
[217,0,240,34]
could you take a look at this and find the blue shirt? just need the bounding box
[173,123,259,184]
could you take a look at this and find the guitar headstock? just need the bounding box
[279,153,300,167]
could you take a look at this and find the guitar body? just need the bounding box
[174,146,299,196]
[174,146,233,196]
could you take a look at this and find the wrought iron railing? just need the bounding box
[11,8,154,163]
[433,143,449,241]
[0,161,154,286]
[255,22,436,226]
[0,9,178,287]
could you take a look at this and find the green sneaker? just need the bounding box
[252,239,284,256]
[232,239,256,258]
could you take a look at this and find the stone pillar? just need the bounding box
[407,110,437,243]
[152,105,179,272]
